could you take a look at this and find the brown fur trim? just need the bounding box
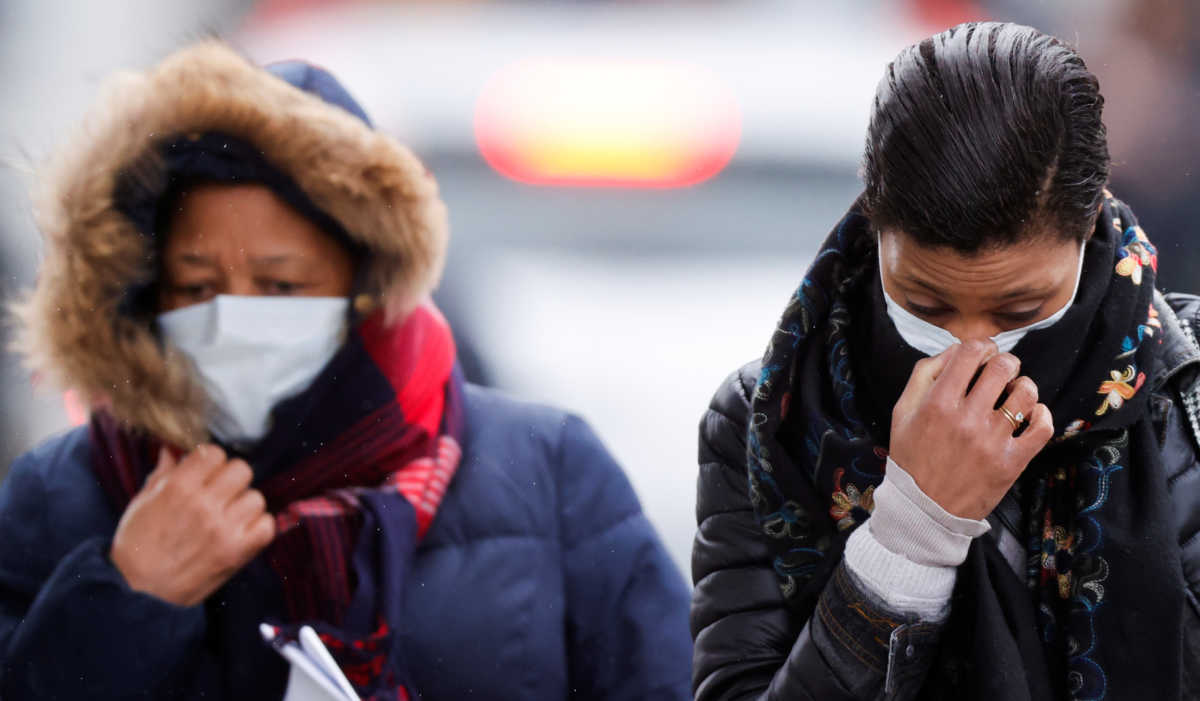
[10,41,449,447]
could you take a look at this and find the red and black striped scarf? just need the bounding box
[90,303,464,700]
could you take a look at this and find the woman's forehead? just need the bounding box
[165,184,337,258]
[880,230,1080,298]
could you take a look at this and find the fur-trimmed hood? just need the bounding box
[12,41,449,447]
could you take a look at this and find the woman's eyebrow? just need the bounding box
[902,276,950,298]
[991,285,1050,302]
[249,255,296,266]
[174,253,217,268]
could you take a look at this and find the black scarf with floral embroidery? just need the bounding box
[747,192,1180,699]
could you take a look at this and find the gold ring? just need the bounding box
[999,406,1024,431]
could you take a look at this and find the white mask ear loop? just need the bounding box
[878,236,1087,357]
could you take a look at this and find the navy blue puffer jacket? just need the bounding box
[0,383,692,699]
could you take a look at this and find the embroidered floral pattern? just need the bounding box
[829,467,875,531]
[1095,365,1146,416]
[1062,419,1092,439]
[1118,304,1162,358]
[1039,520,1076,599]
[1114,225,1157,285]
[762,500,812,540]
[1145,303,1162,331]
[1067,443,1124,700]
[1028,430,1129,701]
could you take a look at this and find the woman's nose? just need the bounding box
[224,273,258,297]
[943,317,1002,343]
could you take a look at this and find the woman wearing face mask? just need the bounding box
[692,22,1200,700]
[0,43,692,700]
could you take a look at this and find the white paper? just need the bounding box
[299,625,362,701]
[260,623,359,701]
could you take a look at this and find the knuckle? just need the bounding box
[1015,376,1039,400]
[178,450,206,473]
[242,520,273,552]
[245,489,267,514]
[991,354,1019,376]
[255,519,276,546]
[962,339,989,356]
[229,459,253,482]
[198,444,227,465]
[1027,408,1054,437]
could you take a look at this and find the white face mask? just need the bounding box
[157,295,350,446]
[879,239,1086,357]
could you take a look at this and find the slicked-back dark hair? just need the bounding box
[862,22,1109,253]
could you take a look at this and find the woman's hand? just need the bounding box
[109,444,275,607]
[890,340,1054,520]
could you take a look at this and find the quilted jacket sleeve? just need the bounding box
[691,365,944,701]
[0,440,217,700]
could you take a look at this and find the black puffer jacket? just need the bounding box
[692,293,1200,700]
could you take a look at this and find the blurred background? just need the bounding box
[2,0,1197,576]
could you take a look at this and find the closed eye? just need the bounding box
[172,283,215,300]
[259,279,310,295]
[906,301,953,319]
[994,306,1044,324]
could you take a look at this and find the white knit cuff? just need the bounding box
[868,457,991,567]
[843,526,956,620]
